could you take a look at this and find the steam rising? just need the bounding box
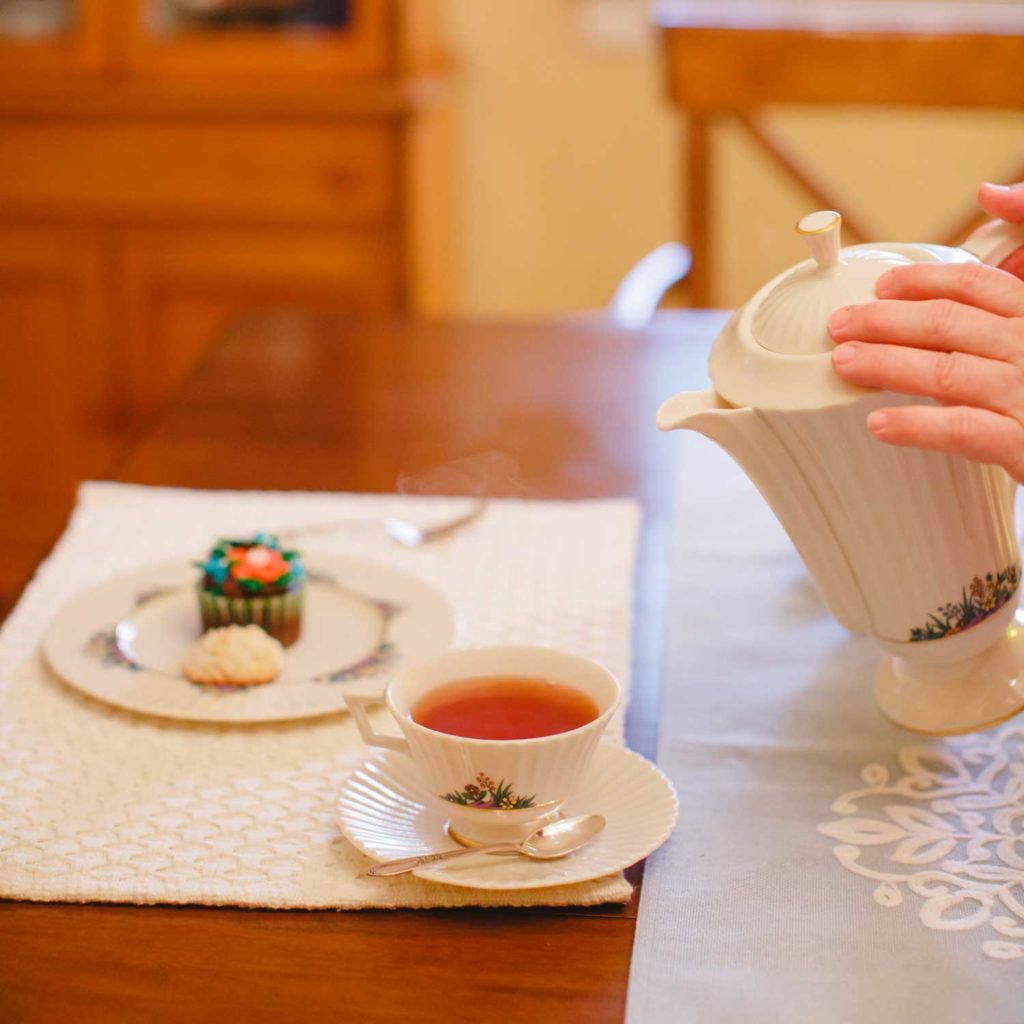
[397,452,530,498]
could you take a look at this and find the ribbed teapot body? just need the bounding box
[761,394,1020,650]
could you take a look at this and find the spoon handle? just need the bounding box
[418,500,487,543]
[363,841,519,878]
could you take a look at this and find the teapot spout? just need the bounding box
[657,388,872,635]
[656,389,734,433]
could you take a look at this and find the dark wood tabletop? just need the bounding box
[0,310,721,1024]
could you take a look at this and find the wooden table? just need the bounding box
[0,311,722,1024]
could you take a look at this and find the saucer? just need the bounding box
[43,555,454,724]
[338,742,678,889]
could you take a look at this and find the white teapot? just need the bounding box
[658,211,1024,735]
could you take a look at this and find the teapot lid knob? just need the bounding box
[797,210,842,269]
[749,209,909,357]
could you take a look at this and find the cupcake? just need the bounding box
[195,532,304,647]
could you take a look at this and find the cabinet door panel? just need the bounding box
[0,0,108,74]
[0,227,119,571]
[121,228,401,419]
[122,0,392,78]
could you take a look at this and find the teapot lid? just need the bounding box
[708,210,977,410]
[752,211,912,355]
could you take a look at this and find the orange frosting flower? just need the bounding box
[229,545,290,584]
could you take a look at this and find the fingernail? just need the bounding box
[984,182,1024,191]
[867,410,889,434]
[832,343,858,367]
[828,306,853,335]
[875,269,896,297]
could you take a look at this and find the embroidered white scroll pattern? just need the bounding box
[817,723,1024,961]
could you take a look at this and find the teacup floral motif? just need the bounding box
[909,564,1020,641]
[443,772,536,810]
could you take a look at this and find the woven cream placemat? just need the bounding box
[0,483,638,909]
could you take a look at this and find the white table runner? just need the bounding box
[627,435,1024,1023]
[0,483,639,909]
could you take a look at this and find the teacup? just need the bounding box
[344,645,621,845]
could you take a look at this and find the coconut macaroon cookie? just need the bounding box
[181,624,284,687]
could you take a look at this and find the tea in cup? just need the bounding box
[344,645,621,845]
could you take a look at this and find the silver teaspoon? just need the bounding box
[362,813,606,878]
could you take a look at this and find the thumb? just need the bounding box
[979,182,1024,223]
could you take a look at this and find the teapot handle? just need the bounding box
[962,219,1024,268]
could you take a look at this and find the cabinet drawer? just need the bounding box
[0,121,397,226]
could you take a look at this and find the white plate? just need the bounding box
[43,556,455,724]
[338,742,677,890]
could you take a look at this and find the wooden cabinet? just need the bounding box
[0,0,107,73]
[0,0,450,603]
[0,120,399,227]
[0,225,118,607]
[123,0,393,77]
[0,226,114,490]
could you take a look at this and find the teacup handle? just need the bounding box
[344,693,410,753]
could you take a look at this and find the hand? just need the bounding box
[828,182,1024,481]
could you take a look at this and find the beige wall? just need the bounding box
[444,1,1024,314]
[444,0,679,315]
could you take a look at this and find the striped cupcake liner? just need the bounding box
[197,584,304,647]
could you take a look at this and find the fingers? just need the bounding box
[832,343,1022,413]
[874,261,1024,318]
[829,298,1020,362]
[867,404,1024,483]
[978,182,1024,225]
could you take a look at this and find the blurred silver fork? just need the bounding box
[277,499,487,548]
[381,500,487,547]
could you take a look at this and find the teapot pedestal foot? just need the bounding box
[875,622,1024,736]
